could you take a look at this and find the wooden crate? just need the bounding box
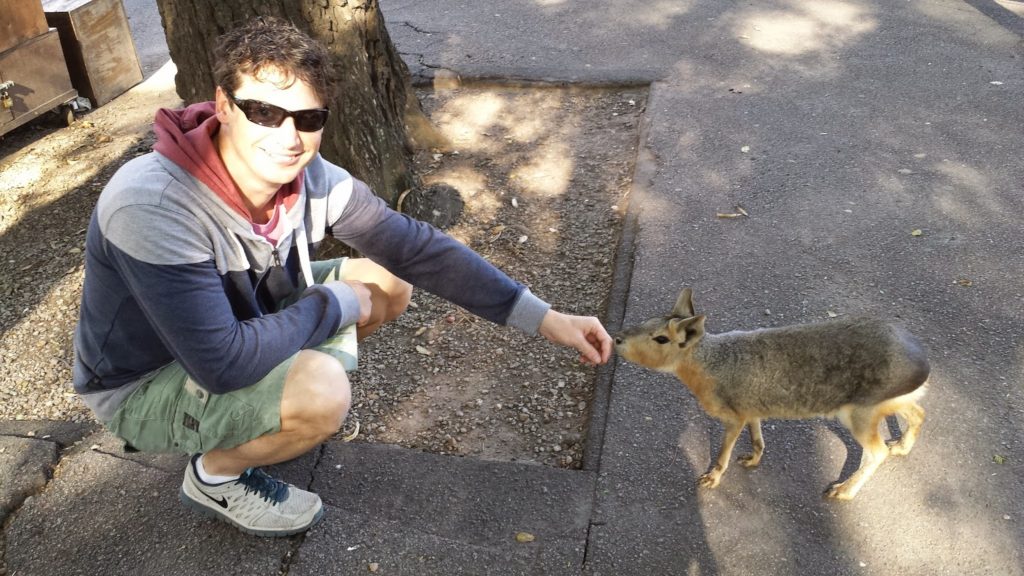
[0,0,49,54]
[42,0,143,107]
[0,29,77,136]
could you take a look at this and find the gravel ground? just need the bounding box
[0,79,645,470]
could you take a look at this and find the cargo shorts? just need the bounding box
[107,258,358,454]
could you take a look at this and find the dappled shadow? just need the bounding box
[336,84,645,472]
[0,62,181,420]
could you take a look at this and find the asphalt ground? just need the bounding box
[2,0,1022,574]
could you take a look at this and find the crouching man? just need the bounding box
[73,16,612,537]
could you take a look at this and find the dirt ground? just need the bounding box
[0,75,645,470]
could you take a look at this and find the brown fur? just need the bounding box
[614,288,928,500]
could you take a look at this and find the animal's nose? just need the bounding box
[614,335,623,345]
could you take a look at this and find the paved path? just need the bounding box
[2,0,1022,574]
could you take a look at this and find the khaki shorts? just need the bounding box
[107,258,358,454]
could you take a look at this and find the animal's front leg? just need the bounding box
[699,418,745,488]
[738,418,764,468]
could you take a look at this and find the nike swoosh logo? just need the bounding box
[196,488,229,509]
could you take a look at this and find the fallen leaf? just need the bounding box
[741,145,750,153]
[993,454,1006,465]
[956,278,973,287]
[736,205,749,217]
[341,421,360,442]
[716,212,745,219]
[415,345,432,355]
[511,197,518,208]
[414,326,428,337]
[515,532,536,543]
[911,229,923,237]
[827,311,838,318]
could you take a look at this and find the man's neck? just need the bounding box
[240,187,279,224]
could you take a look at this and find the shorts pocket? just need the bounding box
[108,373,179,453]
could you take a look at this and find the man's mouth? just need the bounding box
[260,147,302,164]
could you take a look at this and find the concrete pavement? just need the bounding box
[3,0,1023,574]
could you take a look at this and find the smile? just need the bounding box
[259,147,303,164]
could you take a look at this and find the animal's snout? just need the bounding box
[614,335,623,345]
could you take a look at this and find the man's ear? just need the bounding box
[214,86,232,123]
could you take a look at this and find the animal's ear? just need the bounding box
[667,314,705,346]
[672,287,696,318]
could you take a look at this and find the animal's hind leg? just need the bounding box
[888,401,925,456]
[827,406,889,500]
[738,418,764,468]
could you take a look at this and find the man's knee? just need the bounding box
[282,351,351,437]
[387,280,413,321]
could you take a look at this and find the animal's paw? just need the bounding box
[824,482,856,501]
[737,453,761,468]
[886,438,912,456]
[697,472,721,489]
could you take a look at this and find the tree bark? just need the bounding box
[155,0,444,204]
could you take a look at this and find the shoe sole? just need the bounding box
[179,486,324,537]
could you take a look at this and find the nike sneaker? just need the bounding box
[179,453,324,537]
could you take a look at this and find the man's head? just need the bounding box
[213,16,337,105]
[212,17,338,204]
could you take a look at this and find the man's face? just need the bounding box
[215,71,325,199]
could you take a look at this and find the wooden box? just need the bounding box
[0,0,50,54]
[0,29,77,136]
[42,0,143,107]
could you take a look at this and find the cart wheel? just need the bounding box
[61,105,75,127]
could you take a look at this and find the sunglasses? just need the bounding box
[227,91,330,132]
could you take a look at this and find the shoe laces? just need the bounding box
[238,468,290,504]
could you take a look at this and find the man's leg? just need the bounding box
[201,349,350,476]
[202,257,408,475]
[174,349,349,536]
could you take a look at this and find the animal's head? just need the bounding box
[614,287,706,371]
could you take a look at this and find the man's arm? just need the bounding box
[325,177,613,364]
[329,180,540,330]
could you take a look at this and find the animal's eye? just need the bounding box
[652,335,670,344]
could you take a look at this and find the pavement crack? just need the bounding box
[278,443,328,575]
[397,21,441,36]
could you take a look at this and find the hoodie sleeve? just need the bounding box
[101,202,344,394]
[328,179,551,333]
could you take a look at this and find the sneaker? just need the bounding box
[179,454,324,537]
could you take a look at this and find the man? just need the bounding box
[73,16,612,537]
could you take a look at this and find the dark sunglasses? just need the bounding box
[227,91,330,132]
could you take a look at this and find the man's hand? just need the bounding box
[343,280,373,326]
[538,309,613,366]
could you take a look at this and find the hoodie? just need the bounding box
[73,102,550,421]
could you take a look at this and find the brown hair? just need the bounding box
[213,16,337,105]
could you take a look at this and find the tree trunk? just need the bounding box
[155,0,445,204]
